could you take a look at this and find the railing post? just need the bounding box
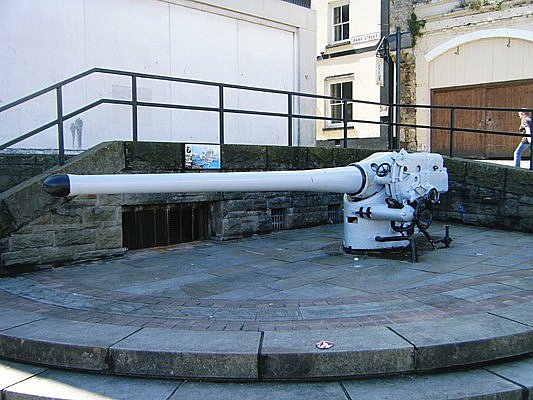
[56,87,65,165]
[449,107,455,158]
[219,85,225,145]
[530,118,533,170]
[132,75,138,141]
[528,108,533,171]
[287,93,293,146]
[388,102,394,150]
[342,99,348,148]
[395,26,401,150]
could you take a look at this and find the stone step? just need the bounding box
[1,307,533,381]
[1,357,532,400]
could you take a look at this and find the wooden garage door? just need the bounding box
[431,79,533,158]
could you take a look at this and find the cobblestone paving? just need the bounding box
[1,223,532,331]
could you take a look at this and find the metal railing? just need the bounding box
[0,68,351,164]
[393,103,533,170]
[0,67,531,170]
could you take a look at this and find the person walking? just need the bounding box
[514,110,532,168]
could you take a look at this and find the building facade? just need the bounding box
[313,0,388,147]
[0,0,316,150]
[413,0,533,158]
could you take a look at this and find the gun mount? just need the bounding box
[43,149,449,258]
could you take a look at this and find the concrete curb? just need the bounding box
[1,311,532,381]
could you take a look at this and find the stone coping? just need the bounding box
[0,309,532,381]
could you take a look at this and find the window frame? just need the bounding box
[330,2,350,44]
[327,79,354,128]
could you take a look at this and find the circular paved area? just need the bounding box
[1,222,532,332]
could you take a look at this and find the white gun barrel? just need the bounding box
[43,166,365,197]
[42,150,450,256]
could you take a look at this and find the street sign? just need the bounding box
[351,32,380,45]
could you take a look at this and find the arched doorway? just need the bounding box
[427,29,533,158]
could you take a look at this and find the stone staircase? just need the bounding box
[1,356,532,399]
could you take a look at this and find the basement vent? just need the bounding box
[271,208,286,231]
[328,204,343,224]
[122,203,209,250]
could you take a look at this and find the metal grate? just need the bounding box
[122,203,209,250]
[328,204,343,224]
[271,208,286,231]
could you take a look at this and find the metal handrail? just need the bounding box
[1,67,532,170]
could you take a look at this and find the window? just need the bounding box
[332,3,349,43]
[329,81,353,124]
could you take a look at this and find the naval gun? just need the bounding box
[43,149,450,260]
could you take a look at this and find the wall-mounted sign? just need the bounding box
[351,32,380,46]
[376,57,384,87]
[185,144,221,169]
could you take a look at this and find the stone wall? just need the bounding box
[120,143,362,241]
[393,49,418,151]
[390,0,419,151]
[0,153,74,193]
[0,142,369,268]
[436,158,533,233]
[0,142,126,267]
[390,0,413,32]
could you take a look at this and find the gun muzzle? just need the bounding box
[43,174,71,197]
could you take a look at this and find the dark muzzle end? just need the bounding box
[43,174,71,197]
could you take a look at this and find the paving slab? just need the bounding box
[299,297,435,320]
[444,282,517,302]
[490,302,533,327]
[0,319,139,371]
[171,381,346,400]
[0,360,47,391]
[390,314,533,371]
[497,275,533,290]
[485,358,533,393]
[0,309,44,331]
[2,367,181,400]
[109,328,261,380]
[260,327,414,380]
[343,368,522,400]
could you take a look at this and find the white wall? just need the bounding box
[0,0,316,150]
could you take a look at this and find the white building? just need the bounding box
[313,0,385,146]
[0,0,316,151]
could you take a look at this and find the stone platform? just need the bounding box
[0,223,533,385]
